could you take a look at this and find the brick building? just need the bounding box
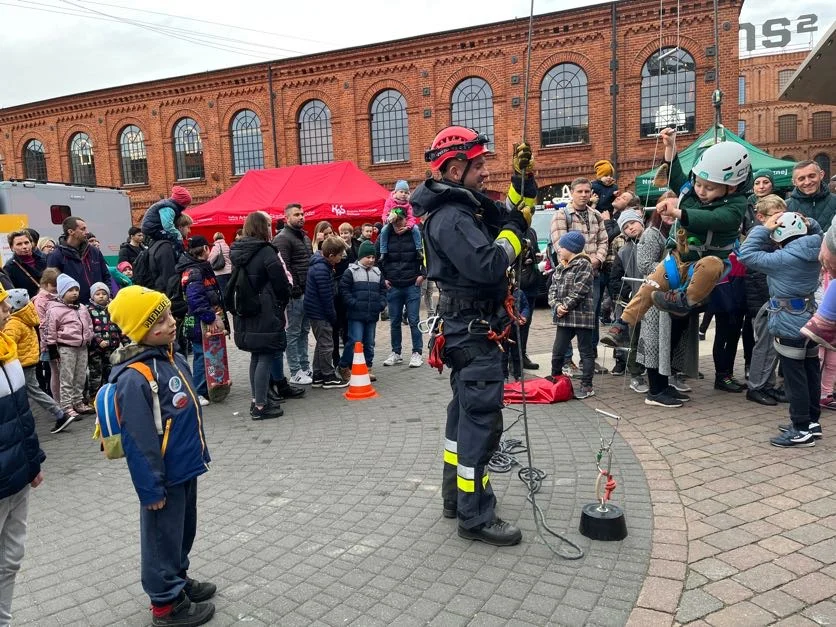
[0,0,741,223]
[739,50,836,178]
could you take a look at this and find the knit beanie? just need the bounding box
[617,209,643,233]
[358,240,376,259]
[170,185,192,208]
[558,231,586,254]
[594,159,615,179]
[6,289,29,313]
[57,274,80,299]
[89,281,111,299]
[395,180,409,192]
[753,169,774,184]
[108,286,172,344]
[117,261,132,273]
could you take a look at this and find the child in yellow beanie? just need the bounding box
[106,285,216,626]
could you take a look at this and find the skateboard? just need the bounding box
[202,323,231,403]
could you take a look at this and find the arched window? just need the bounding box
[22,139,47,181]
[230,110,264,175]
[69,132,96,186]
[451,77,495,149]
[815,153,831,180]
[119,125,148,185]
[173,117,205,180]
[370,89,409,163]
[778,115,798,143]
[540,63,589,146]
[298,100,334,165]
[640,47,696,137]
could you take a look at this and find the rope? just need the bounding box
[521,0,535,142]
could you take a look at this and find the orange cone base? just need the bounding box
[345,341,378,401]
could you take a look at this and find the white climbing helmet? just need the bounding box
[690,141,751,187]
[770,212,808,243]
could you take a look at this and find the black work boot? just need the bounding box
[522,355,539,370]
[183,578,217,603]
[152,591,215,627]
[458,518,522,546]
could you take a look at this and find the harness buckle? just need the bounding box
[467,319,492,336]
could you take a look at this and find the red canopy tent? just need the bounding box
[186,161,390,239]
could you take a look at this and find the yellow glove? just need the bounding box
[513,143,534,175]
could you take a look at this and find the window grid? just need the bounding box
[778,115,797,143]
[540,63,589,146]
[737,120,746,140]
[778,70,794,95]
[815,153,831,180]
[370,90,409,163]
[173,117,205,180]
[451,77,495,150]
[640,47,696,137]
[230,110,264,175]
[738,76,746,105]
[23,139,47,181]
[69,132,96,186]
[812,112,832,141]
[298,100,334,165]
[119,125,148,185]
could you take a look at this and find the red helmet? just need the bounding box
[424,126,490,171]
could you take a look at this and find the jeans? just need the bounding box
[23,366,62,419]
[248,352,273,406]
[215,273,230,299]
[285,297,310,374]
[271,352,285,381]
[0,486,29,626]
[191,341,208,397]
[340,320,377,368]
[387,284,422,355]
[310,319,335,377]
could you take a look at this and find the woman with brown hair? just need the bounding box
[312,221,334,252]
[228,212,291,420]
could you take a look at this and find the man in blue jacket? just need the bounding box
[46,216,111,305]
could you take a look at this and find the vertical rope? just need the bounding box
[521,0,535,143]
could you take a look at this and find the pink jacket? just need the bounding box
[33,289,58,352]
[208,239,232,276]
[43,300,94,348]
[383,194,416,229]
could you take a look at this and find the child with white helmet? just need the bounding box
[738,207,824,447]
[602,128,751,348]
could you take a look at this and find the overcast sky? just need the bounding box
[0,0,832,108]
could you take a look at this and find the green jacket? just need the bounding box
[668,156,746,262]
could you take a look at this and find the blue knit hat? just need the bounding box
[57,273,80,299]
[558,231,586,254]
[394,180,409,192]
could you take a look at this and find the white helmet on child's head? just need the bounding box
[691,141,751,187]
[770,212,808,243]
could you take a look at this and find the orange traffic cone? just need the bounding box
[344,342,378,400]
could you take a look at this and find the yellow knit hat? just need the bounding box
[594,159,615,179]
[108,285,171,343]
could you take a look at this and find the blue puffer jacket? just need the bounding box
[304,253,337,324]
[46,237,111,305]
[175,252,223,344]
[140,199,185,243]
[738,222,823,340]
[0,348,45,500]
[110,344,210,506]
[340,262,386,323]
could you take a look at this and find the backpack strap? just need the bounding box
[126,361,163,435]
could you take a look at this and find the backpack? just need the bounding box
[224,263,261,318]
[93,361,162,460]
[211,243,225,271]
[131,246,154,288]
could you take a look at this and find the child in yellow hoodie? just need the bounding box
[4,289,75,434]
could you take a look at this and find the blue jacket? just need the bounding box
[140,199,185,243]
[47,237,111,305]
[111,344,211,506]
[304,253,337,324]
[175,252,222,343]
[340,262,386,323]
[591,179,618,214]
[738,222,823,339]
[0,351,45,500]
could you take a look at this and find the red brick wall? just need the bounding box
[0,0,743,223]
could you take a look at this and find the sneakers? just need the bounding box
[747,388,778,406]
[664,386,690,402]
[183,578,217,603]
[50,413,76,434]
[197,396,210,407]
[768,386,788,403]
[600,321,629,348]
[575,385,595,399]
[562,361,580,378]
[779,422,822,438]
[338,366,352,382]
[611,360,626,376]
[152,592,214,627]
[383,352,402,366]
[670,373,692,392]
[593,361,609,375]
[821,395,836,411]
[290,370,313,385]
[368,368,377,382]
[714,375,744,393]
[311,373,325,388]
[630,376,649,394]
[651,290,691,317]
[250,403,282,420]
[771,427,816,448]
[645,391,683,407]
[273,379,305,400]
[409,352,423,368]
[322,375,349,389]
[458,518,522,546]
[801,312,836,350]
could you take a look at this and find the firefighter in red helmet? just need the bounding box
[411,126,537,546]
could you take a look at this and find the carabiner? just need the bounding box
[418,314,441,335]
[467,319,491,336]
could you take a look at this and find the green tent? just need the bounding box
[634,126,796,203]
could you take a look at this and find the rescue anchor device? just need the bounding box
[579,409,628,541]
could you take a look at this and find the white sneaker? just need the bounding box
[303,368,313,378]
[198,395,210,407]
[383,352,402,366]
[409,352,423,368]
[290,370,313,385]
[630,376,649,394]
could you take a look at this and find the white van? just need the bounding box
[0,180,132,264]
